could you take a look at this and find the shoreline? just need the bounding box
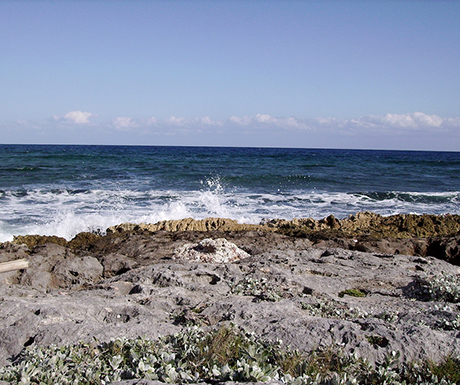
[1,211,460,383]
[8,211,460,265]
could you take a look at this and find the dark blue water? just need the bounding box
[1,144,459,241]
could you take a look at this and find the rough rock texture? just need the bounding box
[110,380,282,385]
[12,213,460,266]
[2,222,460,374]
[267,211,460,238]
[173,238,251,263]
[106,212,460,240]
[107,218,263,234]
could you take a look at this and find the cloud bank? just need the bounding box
[47,111,460,133]
[4,111,460,150]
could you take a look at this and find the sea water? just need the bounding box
[0,144,459,242]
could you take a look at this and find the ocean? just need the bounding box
[1,144,459,242]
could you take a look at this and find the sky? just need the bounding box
[1,0,459,151]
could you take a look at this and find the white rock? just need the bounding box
[173,238,250,263]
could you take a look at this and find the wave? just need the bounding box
[0,182,459,242]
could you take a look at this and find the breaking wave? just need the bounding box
[0,180,458,242]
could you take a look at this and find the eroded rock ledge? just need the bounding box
[10,212,460,264]
[105,212,460,239]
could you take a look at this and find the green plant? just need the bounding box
[1,325,459,385]
[231,277,291,301]
[338,289,366,298]
[427,356,460,383]
[419,274,460,303]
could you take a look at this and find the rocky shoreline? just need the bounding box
[1,212,460,383]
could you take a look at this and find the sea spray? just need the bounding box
[1,145,459,242]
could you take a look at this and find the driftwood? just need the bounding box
[0,259,29,273]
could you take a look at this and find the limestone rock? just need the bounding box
[10,213,460,264]
[2,229,460,369]
[12,234,67,249]
[4,215,460,374]
[107,217,266,234]
[173,238,250,263]
[16,244,103,291]
[269,211,460,239]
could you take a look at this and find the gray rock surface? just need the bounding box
[1,229,460,373]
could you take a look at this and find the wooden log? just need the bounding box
[0,259,29,273]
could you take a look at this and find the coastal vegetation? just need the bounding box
[1,325,459,385]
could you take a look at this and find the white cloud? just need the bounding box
[229,114,310,130]
[160,116,223,128]
[229,116,252,125]
[195,116,222,126]
[46,112,460,135]
[56,110,95,124]
[146,117,158,126]
[2,111,459,149]
[166,116,188,126]
[112,117,137,130]
[346,112,456,132]
[255,113,276,124]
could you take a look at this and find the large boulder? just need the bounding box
[17,244,103,291]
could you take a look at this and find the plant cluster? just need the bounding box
[301,297,400,324]
[1,325,460,385]
[231,276,295,302]
[338,289,366,298]
[301,299,367,320]
[429,304,460,331]
[419,273,460,303]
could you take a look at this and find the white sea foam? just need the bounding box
[0,185,459,242]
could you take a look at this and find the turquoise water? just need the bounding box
[0,145,459,241]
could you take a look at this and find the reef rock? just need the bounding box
[268,211,460,239]
[107,217,264,234]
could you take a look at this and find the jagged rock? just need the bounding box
[426,235,460,263]
[0,243,31,285]
[12,234,67,249]
[99,253,137,277]
[110,380,282,385]
[10,214,460,264]
[2,228,460,369]
[173,238,250,263]
[12,244,104,292]
[107,217,265,234]
[4,213,460,376]
[67,231,102,250]
[269,211,460,239]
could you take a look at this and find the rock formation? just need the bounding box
[1,213,460,383]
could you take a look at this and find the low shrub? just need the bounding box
[0,325,458,385]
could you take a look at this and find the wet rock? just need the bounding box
[12,234,67,249]
[10,213,460,264]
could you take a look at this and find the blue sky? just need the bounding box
[1,0,459,150]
